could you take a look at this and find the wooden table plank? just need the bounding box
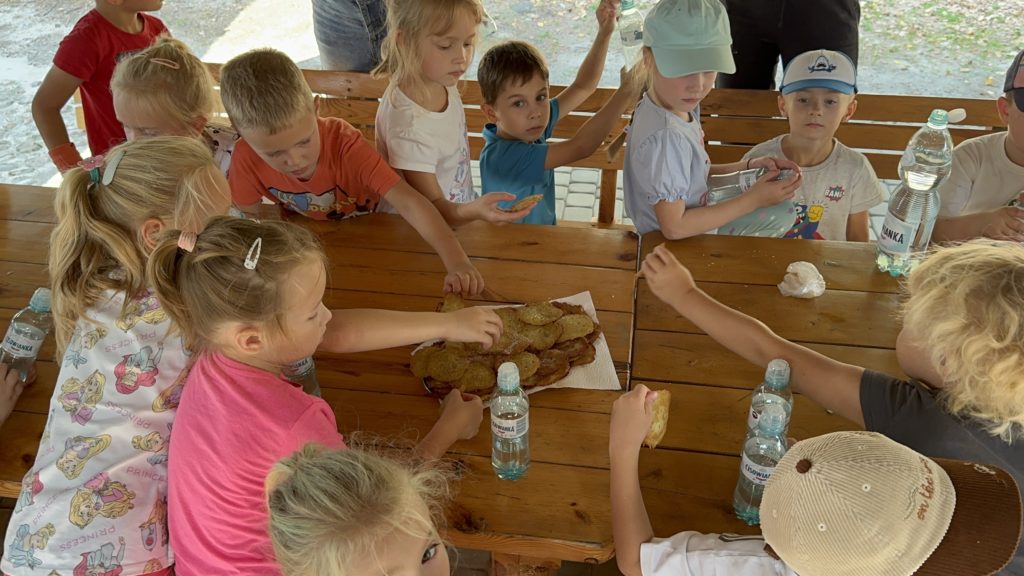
[0,185,56,224]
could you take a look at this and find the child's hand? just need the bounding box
[0,363,27,428]
[445,261,485,297]
[467,192,534,224]
[639,244,696,307]
[610,384,659,456]
[746,170,802,208]
[438,389,485,441]
[748,156,802,175]
[982,195,1024,241]
[444,307,504,348]
[596,0,618,36]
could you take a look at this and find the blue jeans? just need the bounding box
[311,0,388,72]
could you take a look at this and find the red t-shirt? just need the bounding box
[230,117,401,220]
[53,10,168,155]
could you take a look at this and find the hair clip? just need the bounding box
[149,58,181,70]
[244,237,262,270]
[177,231,198,253]
[101,149,125,186]
[79,155,105,185]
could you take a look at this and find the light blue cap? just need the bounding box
[643,0,736,78]
[780,49,857,95]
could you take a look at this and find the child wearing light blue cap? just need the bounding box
[742,49,884,241]
[622,0,802,239]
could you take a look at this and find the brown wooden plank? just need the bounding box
[639,231,900,293]
[0,220,53,265]
[0,185,57,224]
[631,330,905,388]
[597,170,616,225]
[0,411,44,494]
[636,281,901,349]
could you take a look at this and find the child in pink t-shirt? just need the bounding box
[147,217,497,575]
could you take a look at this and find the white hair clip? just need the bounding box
[101,149,125,186]
[244,237,262,270]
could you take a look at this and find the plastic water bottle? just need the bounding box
[733,403,788,525]
[284,356,321,397]
[876,109,954,277]
[707,169,798,237]
[618,0,644,66]
[0,288,52,382]
[746,359,792,438]
[491,362,530,480]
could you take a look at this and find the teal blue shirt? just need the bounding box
[479,99,561,225]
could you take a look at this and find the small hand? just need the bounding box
[609,384,659,455]
[596,0,618,35]
[444,261,485,297]
[748,156,802,176]
[445,307,504,348]
[982,195,1024,241]
[438,389,485,441]
[746,170,802,208]
[0,363,27,428]
[468,192,534,224]
[639,244,696,307]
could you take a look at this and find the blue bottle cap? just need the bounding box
[29,287,51,314]
[497,362,520,391]
[764,359,791,389]
[758,403,787,436]
[927,109,948,129]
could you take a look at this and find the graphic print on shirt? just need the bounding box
[63,326,108,369]
[56,434,112,480]
[131,426,170,466]
[823,184,847,203]
[73,536,126,576]
[6,523,56,569]
[152,370,185,413]
[268,186,378,220]
[115,291,165,332]
[784,203,826,239]
[143,558,165,573]
[138,494,168,552]
[451,140,471,202]
[114,343,163,395]
[68,472,136,529]
[14,471,43,514]
[59,370,107,426]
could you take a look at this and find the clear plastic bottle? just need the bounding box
[745,359,792,438]
[491,362,530,480]
[284,356,321,397]
[707,169,798,237]
[0,288,52,382]
[618,0,644,66]
[733,403,788,525]
[876,109,954,277]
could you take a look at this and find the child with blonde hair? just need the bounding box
[147,216,493,574]
[266,443,453,576]
[1,136,233,576]
[111,37,239,175]
[640,240,1024,570]
[35,0,168,171]
[221,48,485,296]
[373,0,532,226]
[622,0,801,238]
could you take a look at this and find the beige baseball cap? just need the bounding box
[761,431,1022,576]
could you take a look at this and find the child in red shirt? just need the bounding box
[34,0,168,171]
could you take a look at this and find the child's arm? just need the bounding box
[318,307,503,354]
[545,71,641,170]
[0,363,27,429]
[403,171,534,226]
[932,198,1024,242]
[610,385,658,576]
[383,180,485,296]
[845,210,871,242]
[654,170,803,240]
[640,244,866,424]
[551,0,617,119]
[33,66,84,171]
[710,155,801,177]
[416,389,484,459]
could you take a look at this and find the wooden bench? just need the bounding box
[76,69,1005,225]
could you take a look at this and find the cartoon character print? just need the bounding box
[73,537,126,576]
[6,522,56,569]
[268,186,378,220]
[142,559,163,573]
[59,370,106,426]
[784,203,826,240]
[14,471,43,513]
[57,434,112,480]
[138,494,168,552]
[152,368,186,413]
[63,326,108,369]
[114,343,163,395]
[68,473,136,529]
[131,425,170,466]
[450,141,472,203]
[115,290,165,332]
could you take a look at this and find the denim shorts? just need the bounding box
[311,0,388,72]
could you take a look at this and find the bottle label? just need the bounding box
[740,453,776,486]
[747,393,787,430]
[492,414,528,439]
[738,170,760,190]
[285,356,314,376]
[2,329,42,359]
[878,214,915,254]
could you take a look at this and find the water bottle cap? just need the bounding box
[764,358,790,388]
[758,403,787,435]
[620,0,636,9]
[29,287,51,314]
[927,109,948,129]
[497,362,520,390]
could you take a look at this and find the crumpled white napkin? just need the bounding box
[778,262,826,299]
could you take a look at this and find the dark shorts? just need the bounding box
[311,0,388,72]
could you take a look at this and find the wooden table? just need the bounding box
[0,184,905,574]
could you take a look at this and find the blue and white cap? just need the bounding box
[780,49,857,95]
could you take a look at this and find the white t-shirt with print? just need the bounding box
[641,532,798,576]
[937,132,1024,217]
[1,289,188,576]
[375,85,476,210]
[744,135,884,241]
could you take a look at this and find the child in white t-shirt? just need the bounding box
[743,49,883,241]
[932,48,1024,242]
